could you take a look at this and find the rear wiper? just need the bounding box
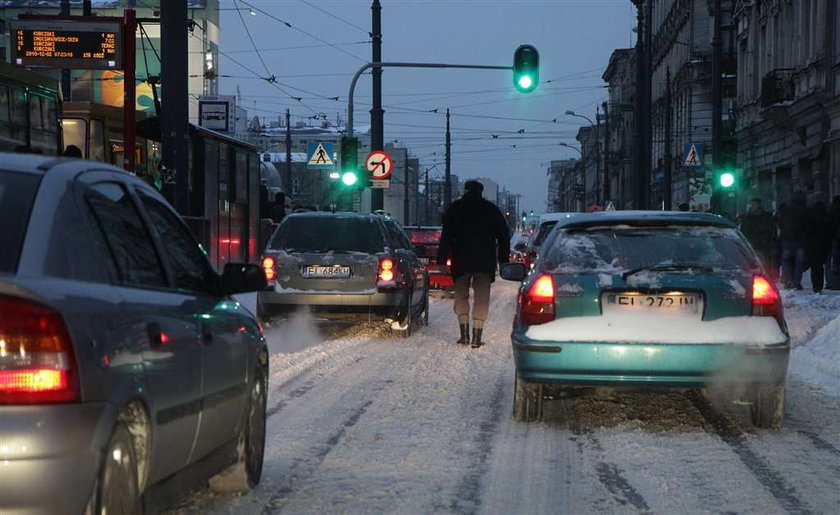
[621,263,714,280]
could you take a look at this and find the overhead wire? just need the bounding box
[299,0,372,37]
[232,0,272,77]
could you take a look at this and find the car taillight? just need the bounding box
[0,296,78,404]
[521,274,555,325]
[378,258,395,284]
[752,274,782,319]
[262,256,276,284]
[446,258,452,269]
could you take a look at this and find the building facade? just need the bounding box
[646,0,737,211]
[547,159,579,212]
[733,0,840,208]
[602,48,637,208]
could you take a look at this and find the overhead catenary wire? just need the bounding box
[238,0,368,63]
[299,0,372,37]
[232,0,273,77]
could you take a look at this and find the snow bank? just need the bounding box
[525,313,787,345]
[790,313,840,397]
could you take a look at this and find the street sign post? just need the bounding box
[307,142,336,169]
[365,150,393,181]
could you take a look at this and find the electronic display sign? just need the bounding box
[11,20,122,70]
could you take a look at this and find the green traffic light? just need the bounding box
[513,44,539,93]
[341,171,358,186]
[719,172,735,188]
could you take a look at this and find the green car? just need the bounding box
[500,211,789,428]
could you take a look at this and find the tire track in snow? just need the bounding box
[448,374,507,514]
[260,380,391,514]
[266,357,366,419]
[562,399,652,513]
[686,390,814,515]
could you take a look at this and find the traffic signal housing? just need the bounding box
[513,44,539,93]
[338,136,362,189]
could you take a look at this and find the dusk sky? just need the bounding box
[217,0,636,212]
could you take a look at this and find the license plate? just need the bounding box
[419,257,429,264]
[604,292,701,314]
[302,265,351,278]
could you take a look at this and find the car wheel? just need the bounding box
[209,364,268,493]
[513,374,543,422]
[397,290,413,338]
[750,383,785,429]
[97,422,142,514]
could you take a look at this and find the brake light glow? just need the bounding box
[379,258,395,283]
[522,274,555,325]
[262,256,276,283]
[446,258,451,268]
[752,275,778,305]
[751,275,782,320]
[0,296,78,404]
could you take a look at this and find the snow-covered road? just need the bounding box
[176,282,840,514]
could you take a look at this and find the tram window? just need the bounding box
[89,119,106,162]
[28,95,43,130]
[219,142,230,200]
[10,87,25,140]
[61,118,87,156]
[235,149,247,203]
[0,85,9,122]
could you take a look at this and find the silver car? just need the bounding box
[0,154,268,513]
[258,212,430,336]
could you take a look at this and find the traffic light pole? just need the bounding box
[345,61,512,209]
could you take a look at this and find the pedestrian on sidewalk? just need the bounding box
[437,180,510,348]
[804,201,834,294]
[740,197,779,279]
[776,191,809,289]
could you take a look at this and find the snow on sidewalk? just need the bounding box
[783,288,840,397]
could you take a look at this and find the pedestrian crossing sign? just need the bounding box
[307,142,335,169]
[683,143,703,169]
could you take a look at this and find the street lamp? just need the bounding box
[565,110,601,208]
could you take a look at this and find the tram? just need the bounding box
[136,117,262,270]
[0,60,61,155]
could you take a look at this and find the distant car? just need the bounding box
[258,212,430,336]
[0,154,269,513]
[524,213,581,269]
[403,225,454,291]
[501,211,789,428]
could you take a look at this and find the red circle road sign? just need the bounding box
[365,150,393,180]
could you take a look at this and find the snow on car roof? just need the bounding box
[556,211,736,230]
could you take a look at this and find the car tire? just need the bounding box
[750,383,785,429]
[209,364,268,493]
[513,374,543,422]
[96,422,142,514]
[397,290,413,338]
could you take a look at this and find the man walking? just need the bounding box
[740,198,778,279]
[776,191,809,289]
[437,180,510,348]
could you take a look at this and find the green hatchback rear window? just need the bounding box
[0,171,40,273]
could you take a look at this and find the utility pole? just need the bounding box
[82,0,91,15]
[632,1,645,210]
[445,108,452,207]
[370,0,384,211]
[664,66,673,210]
[643,0,653,210]
[602,101,610,202]
[595,105,601,206]
[425,168,430,225]
[60,0,71,102]
[404,158,410,224]
[711,0,723,212]
[285,108,292,192]
[160,0,189,212]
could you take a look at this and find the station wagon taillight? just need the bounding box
[0,297,78,404]
[752,275,782,320]
[262,256,276,284]
[378,258,395,284]
[521,274,555,325]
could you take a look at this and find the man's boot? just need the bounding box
[457,324,470,345]
[471,327,483,348]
